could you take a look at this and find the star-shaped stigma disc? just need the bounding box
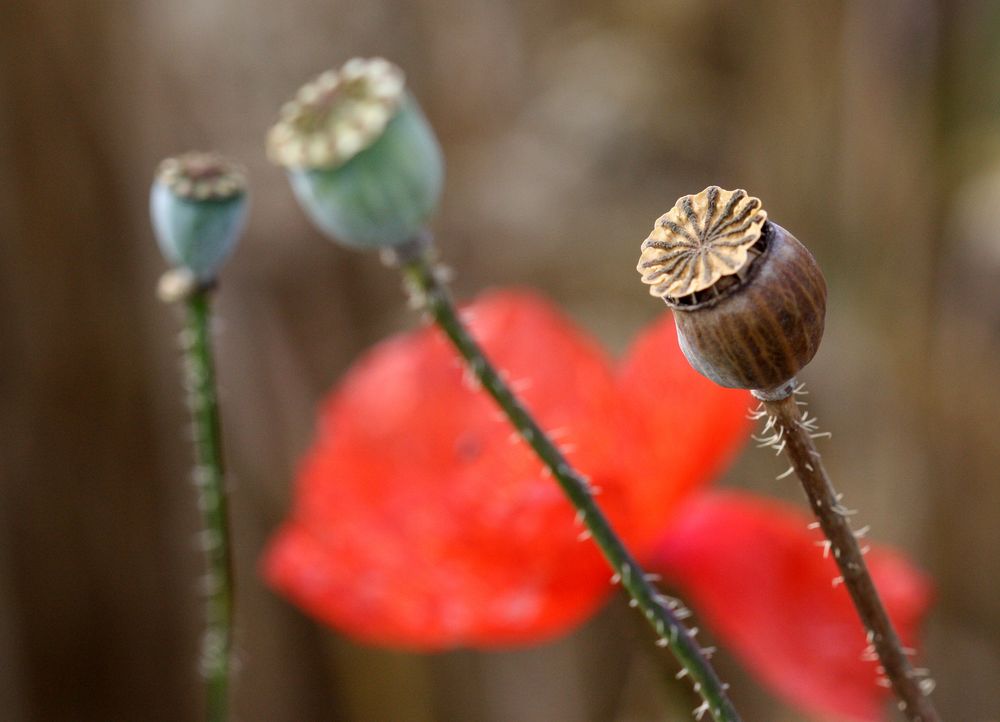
[637,186,767,301]
[267,58,406,170]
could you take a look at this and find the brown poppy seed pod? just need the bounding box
[637,186,827,393]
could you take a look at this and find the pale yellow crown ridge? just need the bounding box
[156,152,247,201]
[267,58,406,170]
[637,186,767,299]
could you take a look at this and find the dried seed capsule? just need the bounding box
[637,186,826,392]
[267,58,444,250]
[150,152,248,282]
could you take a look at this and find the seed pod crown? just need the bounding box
[638,187,767,302]
[156,152,247,201]
[267,58,406,170]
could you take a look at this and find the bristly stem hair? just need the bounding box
[757,387,940,722]
[183,287,235,722]
[390,235,742,722]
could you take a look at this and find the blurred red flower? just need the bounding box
[264,289,932,721]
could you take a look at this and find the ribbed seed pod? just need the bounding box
[637,187,826,391]
[150,152,248,283]
[267,57,443,250]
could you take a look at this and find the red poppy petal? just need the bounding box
[264,289,627,647]
[617,313,752,549]
[652,491,933,722]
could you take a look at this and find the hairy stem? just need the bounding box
[762,391,939,722]
[397,243,741,722]
[184,288,234,722]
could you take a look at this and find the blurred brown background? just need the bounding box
[2,0,999,720]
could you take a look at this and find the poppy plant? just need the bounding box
[264,289,931,721]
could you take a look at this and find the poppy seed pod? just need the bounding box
[150,152,248,282]
[267,58,444,250]
[637,187,826,392]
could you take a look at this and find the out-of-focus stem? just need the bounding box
[184,288,234,722]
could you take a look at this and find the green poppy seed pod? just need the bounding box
[150,152,248,282]
[267,58,444,250]
[637,186,827,393]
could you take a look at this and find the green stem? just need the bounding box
[184,288,234,722]
[398,244,741,722]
